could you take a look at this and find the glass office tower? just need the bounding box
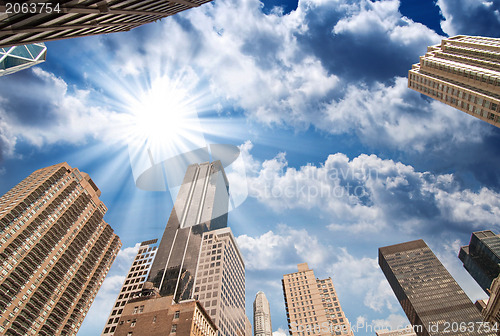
[459,230,500,295]
[379,239,495,336]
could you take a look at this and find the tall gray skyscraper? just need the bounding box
[253,291,272,336]
[459,230,500,295]
[147,161,229,301]
[379,239,495,336]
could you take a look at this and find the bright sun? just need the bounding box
[124,76,207,162]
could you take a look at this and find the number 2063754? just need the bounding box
[5,2,61,14]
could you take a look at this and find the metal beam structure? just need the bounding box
[0,0,212,48]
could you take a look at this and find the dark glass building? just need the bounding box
[379,240,495,336]
[147,161,229,301]
[459,230,500,295]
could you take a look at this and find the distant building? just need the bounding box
[102,239,159,335]
[0,0,214,48]
[0,43,46,76]
[113,294,217,336]
[408,35,500,127]
[459,230,500,295]
[379,239,494,335]
[282,263,354,336]
[254,291,272,336]
[0,162,121,335]
[375,328,417,336]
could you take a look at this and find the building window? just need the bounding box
[174,311,180,319]
[131,319,136,327]
[171,324,177,333]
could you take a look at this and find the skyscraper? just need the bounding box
[408,35,500,127]
[0,0,214,48]
[193,227,246,336]
[282,263,354,336]
[379,239,494,336]
[0,43,46,76]
[0,162,121,336]
[109,161,246,335]
[253,291,272,336]
[148,161,229,301]
[102,239,159,335]
[459,230,500,294]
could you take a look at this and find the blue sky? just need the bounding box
[1,0,500,335]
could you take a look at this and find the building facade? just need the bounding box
[408,35,500,127]
[0,43,46,76]
[282,263,354,336]
[102,239,159,335]
[113,294,217,336]
[379,239,494,336]
[459,230,500,295]
[0,162,121,336]
[108,161,246,336]
[253,291,272,336]
[0,0,214,48]
[482,275,500,323]
[148,161,229,301]
[193,228,246,336]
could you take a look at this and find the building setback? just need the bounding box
[379,239,495,336]
[113,294,217,336]
[282,263,354,336]
[459,230,500,295]
[253,291,272,336]
[0,0,214,48]
[0,162,121,336]
[102,239,159,335]
[408,35,500,127]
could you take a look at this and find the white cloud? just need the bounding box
[327,248,398,313]
[437,0,500,36]
[0,68,125,157]
[273,328,289,336]
[237,225,327,270]
[240,142,500,235]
